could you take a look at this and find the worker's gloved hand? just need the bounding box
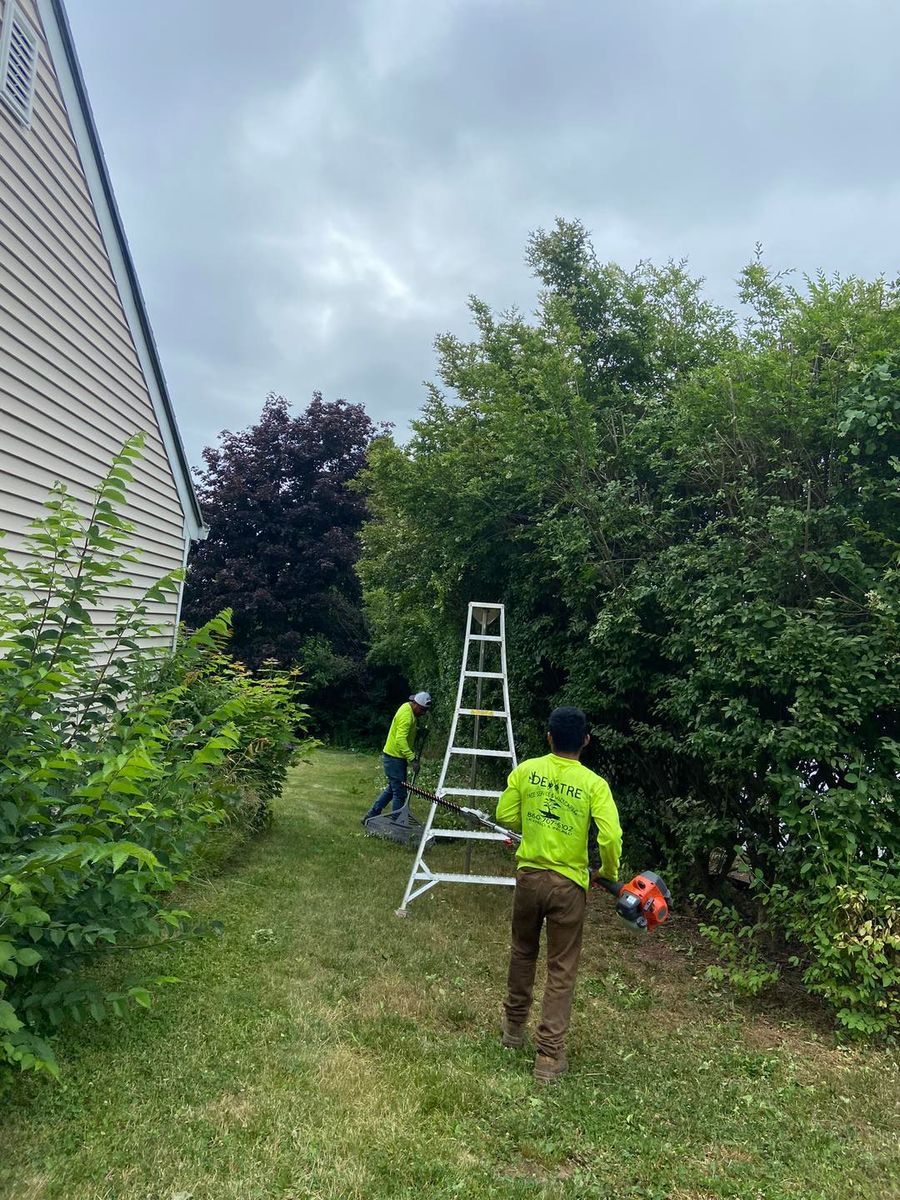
[411,759,421,773]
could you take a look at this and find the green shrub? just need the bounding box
[693,868,899,1037]
[0,439,311,1076]
[767,867,899,1038]
[692,895,781,997]
[157,636,316,835]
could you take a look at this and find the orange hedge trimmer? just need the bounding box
[404,781,671,932]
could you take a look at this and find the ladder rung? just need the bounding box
[415,871,516,886]
[465,671,504,679]
[450,746,513,758]
[468,634,502,642]
[428,830,507,841]
[459,708,507,717]
[441,787,503,799]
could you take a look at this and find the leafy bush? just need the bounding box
[693,895,781,998]
[157,634,315,836]
[0,439,310,1075]
[357,221,900,1035]
[766,867,899,1037]
[694,868,899,1037]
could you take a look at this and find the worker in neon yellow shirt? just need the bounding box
[496,706,622,1083]
[363,691,432,821]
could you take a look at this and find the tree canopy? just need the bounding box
[184,393,392,735]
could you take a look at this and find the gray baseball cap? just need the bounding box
[410,691,432,707]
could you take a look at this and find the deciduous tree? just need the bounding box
[184,393,390,734]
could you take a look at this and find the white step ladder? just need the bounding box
[397,602,517,914]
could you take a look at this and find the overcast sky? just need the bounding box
[65,0,900,467]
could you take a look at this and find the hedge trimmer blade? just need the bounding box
[404,780,521,845]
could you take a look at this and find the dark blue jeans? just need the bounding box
[367,754,408,817]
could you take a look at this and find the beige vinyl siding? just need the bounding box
[0,0,188,649]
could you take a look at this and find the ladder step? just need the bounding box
[468,634,502,643]
[415,871,517,886]
[464,670,504,679]
[428,829,508,841]
[450,746,513,758]
[441,787,503,799]
[459,708,507,717]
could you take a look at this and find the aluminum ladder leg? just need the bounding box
[397,602,518,914]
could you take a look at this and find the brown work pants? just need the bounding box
[503,868,587,1059]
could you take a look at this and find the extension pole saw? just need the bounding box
[404,781,521,846]
[403,782,671,932]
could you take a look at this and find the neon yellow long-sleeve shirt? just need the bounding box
[383,702,417,761]
[496,754,622,891]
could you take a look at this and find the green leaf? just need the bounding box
[0,1000,23,1033]
[15,906,50,926]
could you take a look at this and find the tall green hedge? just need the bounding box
[357,223,899,1036]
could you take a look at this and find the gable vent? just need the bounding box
[0,2,39,128]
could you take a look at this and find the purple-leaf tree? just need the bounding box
[184,393,387,702]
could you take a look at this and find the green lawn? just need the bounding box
[1,750,897,1200]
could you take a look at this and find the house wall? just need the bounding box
[0,0,189,649]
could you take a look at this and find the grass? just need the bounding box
[1,749,898,1200]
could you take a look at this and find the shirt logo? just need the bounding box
[522,769,585,839]
[528,771,583,802]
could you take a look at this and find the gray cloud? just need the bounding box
[65,0,900,464]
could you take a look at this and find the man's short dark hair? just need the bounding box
[548,706,589,754]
